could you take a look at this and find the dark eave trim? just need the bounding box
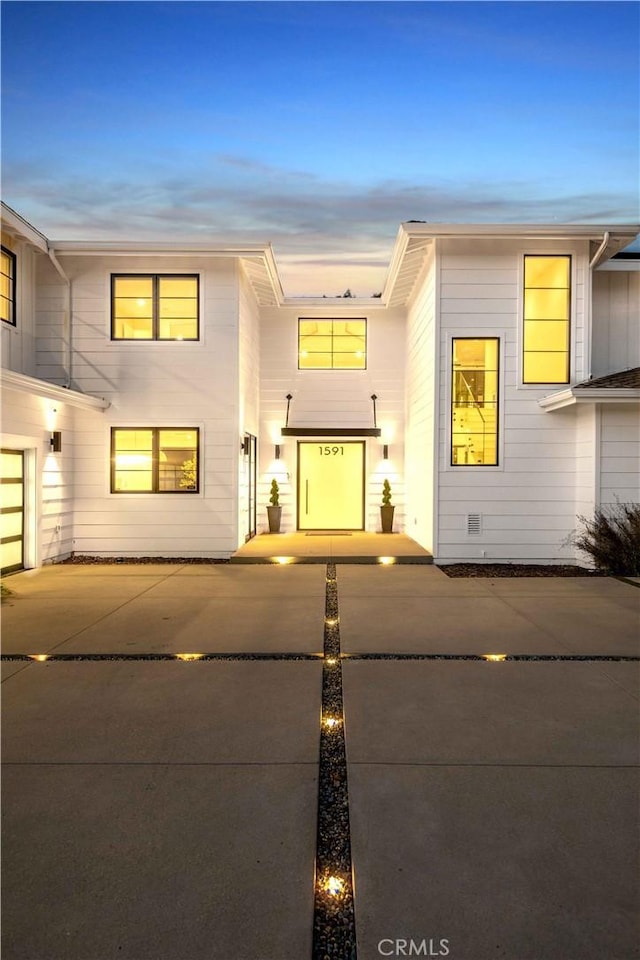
[281,427,382,437]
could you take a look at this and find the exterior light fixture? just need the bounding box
[378,556,396,565]
[383,444,389,460]
[275,444,281,459]
[50,431,62,452]
[322,716,341,729]
[483,653,507,662]
[29,654,49,662]
[241,437,250,455]
[273,556,294,565]
[325,657,338,666]
[175,653,205,661]
[323,875,345,896]
[325,617,339,626]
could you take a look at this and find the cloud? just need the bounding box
[3,156,637,296]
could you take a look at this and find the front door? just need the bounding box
[1,449,25,573]
[297,441,365,530]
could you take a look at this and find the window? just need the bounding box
[451,338,499,466]
[298,318,366,369]
[111,275,199,340]
[111,428,199,493]
[1,246,16,326]
[523,255,570,383]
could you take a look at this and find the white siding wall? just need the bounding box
[259,304,405,533]
[404,246,436,551]
[35,255,68,384]
[435,238,589,562]
[238,265,260,543]
[599,404,640,505]
[63,255,241,558]
[1,236,38,377]
[1,386,75,564]
[575,404,598,521]
[591,269,640,377]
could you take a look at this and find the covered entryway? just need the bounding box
[1,448,24,573]
[297,441,365,530]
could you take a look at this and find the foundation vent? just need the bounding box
[466,513,482,535]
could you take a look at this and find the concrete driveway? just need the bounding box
[1,563,639,960]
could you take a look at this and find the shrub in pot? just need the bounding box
[267,478,282,533]
[380,478,394,533]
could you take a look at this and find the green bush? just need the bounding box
[269,478,280,507]
[572,502,640,576]
[382,479,392,506]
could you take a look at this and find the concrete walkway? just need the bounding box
[1,563,639,960]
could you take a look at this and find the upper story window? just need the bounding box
[111,428,199,493]
[523,256,570,384]
[111,275,199,340]
[298,318,366,369]
[1,246,16,326]
[451,338,499,466]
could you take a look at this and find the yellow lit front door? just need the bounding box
[298,441,365,530]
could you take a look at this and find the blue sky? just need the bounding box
[2,1,639,294]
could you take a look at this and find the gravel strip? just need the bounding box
[61,556,229,564]
[0,653,322,662]
[343,653,640,662]
[440,563,600,577]
[312,563,357,960]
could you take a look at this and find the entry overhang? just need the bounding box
[281,427,382,437]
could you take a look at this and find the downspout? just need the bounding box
[586,232,610,381]
[589,231,610,269]
[46,246,72,388]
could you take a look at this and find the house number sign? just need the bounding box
[319,445,344,455]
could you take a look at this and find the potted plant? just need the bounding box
[267,478,282,533]
[380,478,394,533]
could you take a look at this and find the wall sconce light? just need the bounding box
[382,444,389,460]
[50,431,62,453]
[275,444,281,459]
[241,437,250,456]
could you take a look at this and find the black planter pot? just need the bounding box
[380,504,395,533]
[267,505,282,533]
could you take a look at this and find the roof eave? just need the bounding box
[1,370,111,410]
[50,240,274,257]
[539,387,640,411]
[400,222,640,240]
[1,202,49,253]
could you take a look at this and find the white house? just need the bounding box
[1,202,638,571]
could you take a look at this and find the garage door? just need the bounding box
[1,449,24,573]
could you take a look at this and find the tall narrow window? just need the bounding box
[451,338,499,466]
[1,246,16,326]
[523,255,570,383]
[298,318,366,369]
[111,275,199,340]
[111,428,199,492]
